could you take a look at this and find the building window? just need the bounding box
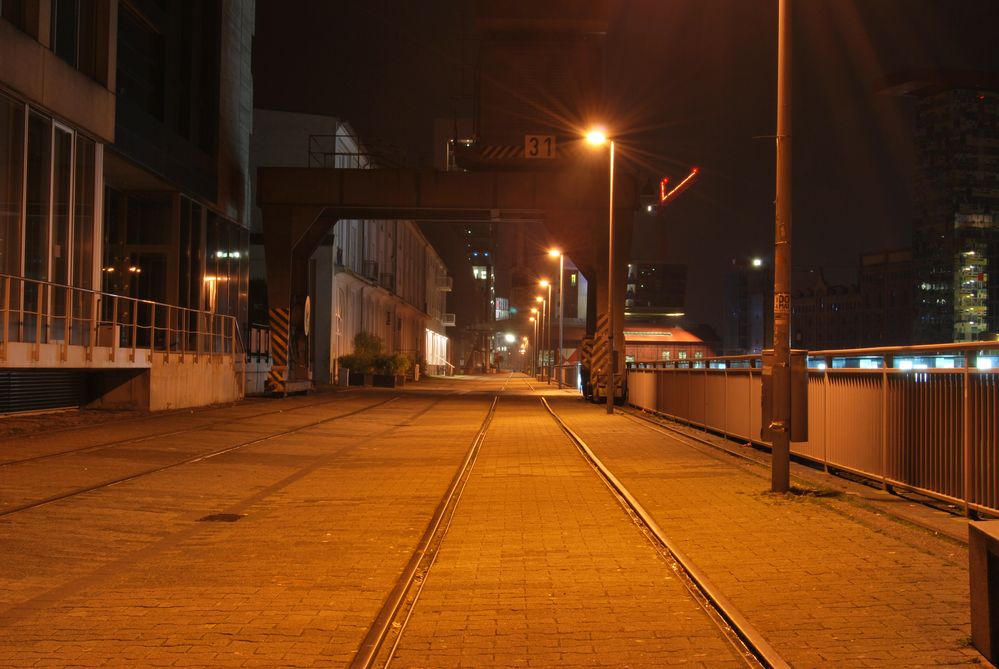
[51,0,101,81]
[24,112,51,283]
[0,93,24,276]
[0,100,99,340]
[0,0,29,34]
[117,3,166,120]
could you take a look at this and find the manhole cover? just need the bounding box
[197,513,244,522]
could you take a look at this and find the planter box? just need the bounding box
[349,372,373,386]
[373,374,405,388]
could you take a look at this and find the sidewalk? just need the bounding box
[551,397,985,667]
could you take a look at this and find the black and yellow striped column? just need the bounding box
[266,307,290,394]
[591,313,610,400]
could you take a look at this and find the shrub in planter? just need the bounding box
[337,333,411,387]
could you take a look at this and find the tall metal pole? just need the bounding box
[546,283,553,383]
[771,0,792,493]
[606,141,616,414]
[532,317,538,377]
[541,299,547,380]
[557,253,564,389]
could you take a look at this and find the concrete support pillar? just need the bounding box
[261,204,326,393]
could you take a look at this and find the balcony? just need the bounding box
[436,276,453,292]
[442,313,456,327]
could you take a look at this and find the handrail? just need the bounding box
[0,272,242,362]
[627,340,999,371]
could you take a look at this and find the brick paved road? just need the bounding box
[0,393,491,667]
[0,376,990,668]
[550,397,983,668]
[391,395,747,668]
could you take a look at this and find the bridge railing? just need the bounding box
[627,342,999,517]
[0,273,244,365]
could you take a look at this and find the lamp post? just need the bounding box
[534,296,545,380]
[539,280,553,383]
[770,0,793,493]
[529,310,538,377]
[548,250,565,388]
[586,129,615,414]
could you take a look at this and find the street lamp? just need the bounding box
[528,315,537,376]
[586,128,615,414]
[534,295,545,380]
[548,249,565,388]
[539,279,553,383]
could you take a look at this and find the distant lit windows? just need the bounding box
[472,266,488,281]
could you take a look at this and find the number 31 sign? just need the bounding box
[524,135,556,159]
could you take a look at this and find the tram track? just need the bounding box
[0,394,401,519]
[351,396,498,669]
[541,397,787,669]
[0,392,364,468]
[354,393,783,669]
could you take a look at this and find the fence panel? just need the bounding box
[970,373,999,512]
[628,353,999,516]
[723,370,754,442]
[704,371,728,433]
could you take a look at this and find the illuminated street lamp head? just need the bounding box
[548,249,561,258]
[535,296,544,303]
[585,129,608,145]
[530,307,538,314]
[752,257,763,268]
[539,279,550,288]
[529,316,535,323]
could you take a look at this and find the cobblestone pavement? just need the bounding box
[0,376,991,668]
[550,397,986,668]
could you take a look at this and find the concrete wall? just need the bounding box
[147,355,242,411]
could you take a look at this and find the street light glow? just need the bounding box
[585,129,608,145]
[504,333,516,343]
[752,257,763,267]
[539,279,550,288]
[535,296,543,302]
[548,249,561,257]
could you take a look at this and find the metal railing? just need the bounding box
[627,342,999,517]
[0,273,244,365]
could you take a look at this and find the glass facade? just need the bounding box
[0,93,100,342]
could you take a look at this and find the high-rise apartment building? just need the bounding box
[889,74,999,342]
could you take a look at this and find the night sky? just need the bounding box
[254,0,999,334]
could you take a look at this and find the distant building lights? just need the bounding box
[978,357,994,370]
[752,257,763,268]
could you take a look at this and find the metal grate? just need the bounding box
[0,370,84,414]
